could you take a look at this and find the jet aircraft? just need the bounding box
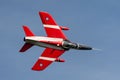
[19,11,93,71]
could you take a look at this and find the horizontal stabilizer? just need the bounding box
[23,25,35,36]
[19,43,33,52]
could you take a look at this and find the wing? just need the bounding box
[32,48,65,71]
[39,11,67,39]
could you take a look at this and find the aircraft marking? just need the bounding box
[43,24,60,29]
[39,56,56,61]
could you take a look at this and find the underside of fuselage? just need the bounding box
[24,36,92,51]
[25,39,66,50]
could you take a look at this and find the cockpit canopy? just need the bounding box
[62,40,78,50]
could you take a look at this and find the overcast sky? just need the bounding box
[0,0,120,80]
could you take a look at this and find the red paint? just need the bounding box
[32,48,65,71]
[39,12,68,40]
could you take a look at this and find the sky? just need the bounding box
[0,0,120,80]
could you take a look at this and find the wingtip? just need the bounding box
[39,11,49,15]
[31,68,43,71]
[22,25,28,28]
[31,66,45,71]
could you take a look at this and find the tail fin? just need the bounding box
[19,43,33,52]
[19,25,34,52]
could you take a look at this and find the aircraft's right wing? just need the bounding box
[32,48,65,71]
[39,11,68,40]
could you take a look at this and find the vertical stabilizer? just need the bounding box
[19,26,35,52]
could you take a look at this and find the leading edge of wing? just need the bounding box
[32,48,65,71]
[39,11,68,39]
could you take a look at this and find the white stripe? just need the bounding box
[39,56,56,61]
[26,36,63,41]
[43,24,60,29]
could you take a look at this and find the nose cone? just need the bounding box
[78,45,93,50]
[62,40,93,50]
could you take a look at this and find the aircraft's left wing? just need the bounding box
[39,11,68,40]
[32,48,65,71]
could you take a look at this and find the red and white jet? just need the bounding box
[19,11,93,71]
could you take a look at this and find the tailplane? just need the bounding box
[19,25,35,52]
[19,43,33,52]
[23,25,35,36]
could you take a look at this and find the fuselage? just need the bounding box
[25,36,65,50]
[24,36,92,51]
